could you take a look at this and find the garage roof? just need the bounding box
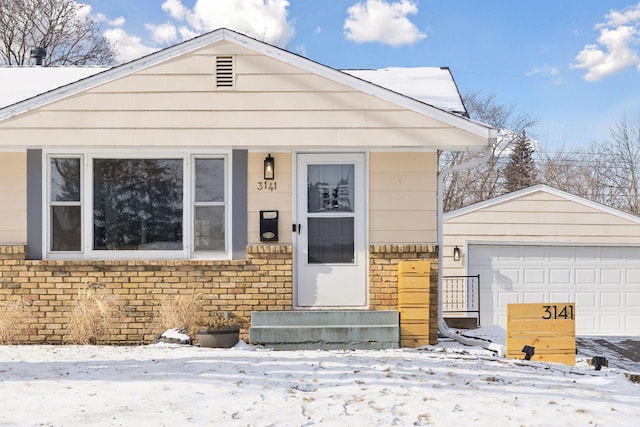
[444,184,640,224]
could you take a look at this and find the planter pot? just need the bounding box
[197,328,240,348]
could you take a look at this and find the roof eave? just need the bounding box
[444,184,640,224]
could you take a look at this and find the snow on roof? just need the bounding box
[0,66,108,108]
[343,67,467,115]
[0,65,466,116]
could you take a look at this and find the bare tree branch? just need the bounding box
[539,112,640,215]
[440,92,537,212]
[0,0,115,65]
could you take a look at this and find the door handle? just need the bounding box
[292,224,302,234]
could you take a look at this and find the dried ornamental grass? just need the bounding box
[65,285,125,345]
[0,300,35,344]
[156,289,203,337]
[197,311,240,331]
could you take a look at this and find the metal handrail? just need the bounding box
[442,274,480,325]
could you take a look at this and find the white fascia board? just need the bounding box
[0,28,495,146]
[444,184,640,224]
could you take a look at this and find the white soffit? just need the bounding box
[0,67,108,108]
[343,67,466,115]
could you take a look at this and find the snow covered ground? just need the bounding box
[0,327,638,426]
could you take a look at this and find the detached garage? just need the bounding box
[443,185,640,335]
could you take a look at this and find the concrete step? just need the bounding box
[249,310,399,350]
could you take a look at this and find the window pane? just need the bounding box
[93,159,183,250]
[307,164,354,213]
[195,158,224,202]
[194,206,225,251]
[51,158,80,202]
[308,217,354,264]
[51,206,81,251]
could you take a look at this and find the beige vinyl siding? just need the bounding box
[246,152,292,244]
[0,153,26,243]
[245,152,439,245]
[369,152,437,243]
[0,41,485,149]
[443,189,640,276]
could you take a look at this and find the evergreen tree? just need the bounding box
[504,131,538,192]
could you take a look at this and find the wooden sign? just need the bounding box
[398,261,432,347]
[506,303,576,366]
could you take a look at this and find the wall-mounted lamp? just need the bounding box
[264,154,275,180]
[453,246,461,262]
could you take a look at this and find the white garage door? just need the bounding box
[469,244,640,335]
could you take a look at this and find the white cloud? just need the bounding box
[344,0,426,47]
[94,0,294,63]
[146,22,179,45]
[95,13,126,27]
[601,2,640,27]
[177,26,199,41]
[104,28,158,63]
[162,0,189,21]
[76,2,92,19]
[526,66,564,86]
[573,3,640,81]
[109,16,126,27]
[160,0,295,47]
[573,25,640,81]
[294,44,306,57]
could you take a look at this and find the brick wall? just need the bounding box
[0,243,438,345]
[0,244,292,344]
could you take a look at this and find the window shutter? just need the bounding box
[215,56,234,89]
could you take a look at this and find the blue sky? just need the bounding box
[83,0,640,151]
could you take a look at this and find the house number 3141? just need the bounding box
[542,305,574,320]
[257,181,277,191]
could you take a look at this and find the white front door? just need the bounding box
[295,153,367,307]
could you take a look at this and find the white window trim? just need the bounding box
[190,154,230,259]
[43,149,232,261]
[46,154,85,257]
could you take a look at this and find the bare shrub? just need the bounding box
[65,284,124,344]
[155,289,203,337]
[0,299,35,344]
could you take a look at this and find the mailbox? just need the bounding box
[260,210,278,242]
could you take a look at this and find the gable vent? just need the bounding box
[215,56,234,89]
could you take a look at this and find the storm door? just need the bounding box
[295,153,367,307]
